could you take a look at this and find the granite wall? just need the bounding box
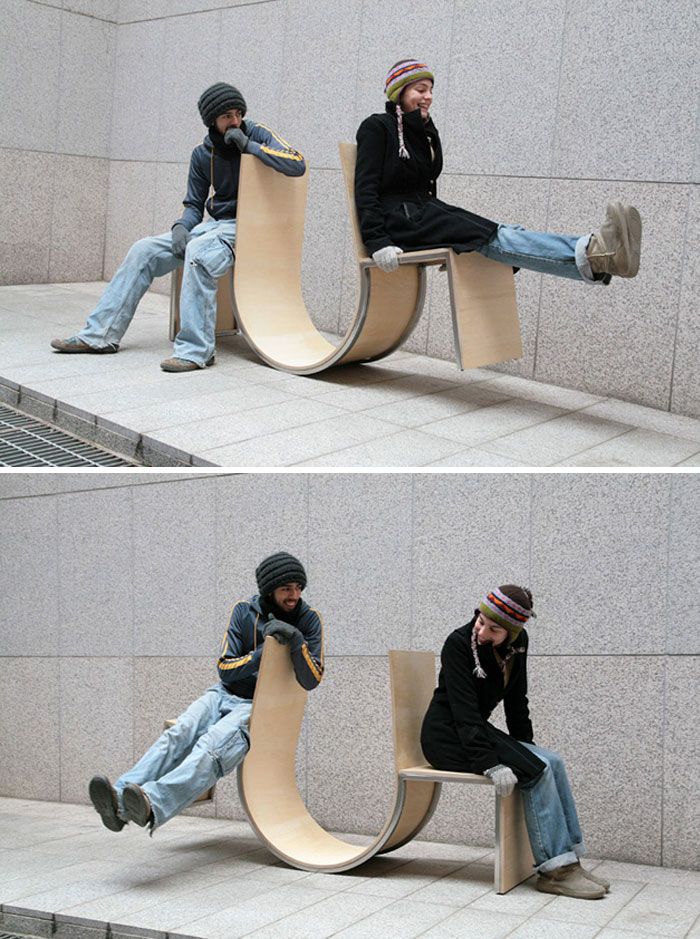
[1,0,698,415]
[0,470,698,870]
[1,0,114,285]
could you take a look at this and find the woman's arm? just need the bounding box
[441,632,502,773]
[503,634,534,742]
[354,116,394,255]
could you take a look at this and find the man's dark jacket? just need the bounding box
[217,594,323,697]
[175,121,306,231]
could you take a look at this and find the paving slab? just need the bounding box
[1,284,700,467]
[1,798,699,939]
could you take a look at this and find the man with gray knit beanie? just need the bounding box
[52,83,305,372]
[87,552,323,834]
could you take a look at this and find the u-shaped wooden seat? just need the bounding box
[236,638,534,893]
[171,147,522,373]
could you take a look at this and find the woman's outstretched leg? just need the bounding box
[477,201,641,284]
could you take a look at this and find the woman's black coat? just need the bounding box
[420,616,546,785]
[354,103,498,256]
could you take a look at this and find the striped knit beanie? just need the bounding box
[198,82,247,126]
[480,585,535,642]
[384,59,435,161]
[255,552,307,596]
[384,60,435,103]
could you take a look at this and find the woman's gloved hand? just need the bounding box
[484,764,518,797]
[372,245,403,272]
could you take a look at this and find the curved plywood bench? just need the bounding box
[169,146,521,373]
[237,639,534,893]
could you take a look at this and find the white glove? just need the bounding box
[372,245,403,273]
[484,764,518,797]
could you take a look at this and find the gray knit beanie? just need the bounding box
[256,552,307,596]
[198,83,247,126]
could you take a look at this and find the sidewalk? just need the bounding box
[1,797,699,939]
[2,283,700,468]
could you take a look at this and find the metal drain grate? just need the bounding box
[0,404,136,467]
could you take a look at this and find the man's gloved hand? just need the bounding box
[224,127,249,152]
[372,245,404,273]
[171,223,191,259]
[263,615,302,647]
[484,764,518,797]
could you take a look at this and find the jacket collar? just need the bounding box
[384,100,437,135]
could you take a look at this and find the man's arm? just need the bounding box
[289,607,324,690]
[217,601,263,688]
[173,149,210,231]
[243,121,306,177]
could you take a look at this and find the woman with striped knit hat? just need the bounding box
[420,584,610,900]
[354,60,641,284]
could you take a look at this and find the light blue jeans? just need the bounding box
[518,742,585,872]
[478,224,595,283]
[115,682,252,829]
[76,219,237,366]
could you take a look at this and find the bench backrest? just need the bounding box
[388,650,437,772]
[339,142,369,261]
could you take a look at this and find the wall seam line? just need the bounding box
[665,185,692,412]
[659,474,675,866]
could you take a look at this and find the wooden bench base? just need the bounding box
[236,642,534,893]
[168,265,238,342]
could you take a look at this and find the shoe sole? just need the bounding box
[536,879,605,899]
[51,341,118,354]
[609,201,642,277]
[88,776,125,832]
[122,785,152,827]
[160,355,215,372]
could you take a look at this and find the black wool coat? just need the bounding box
[354,103,498,256]
[420,617,546,785]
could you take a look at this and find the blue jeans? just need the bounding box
[518,742,585,872]
[115,682,252,828]
[478,224,595,283]
[77,219,237,366]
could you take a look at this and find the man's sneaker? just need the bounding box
[586,200,642,278]
[88,775,125,832]
[536,862,606,899]
[160,354,215,372]
[122,783,154,828]
[51,336,119,353]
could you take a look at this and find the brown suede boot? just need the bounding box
[536,862,606,899]
[160,354,215,372]
[580,865,611,892]
[586,201,642,278]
